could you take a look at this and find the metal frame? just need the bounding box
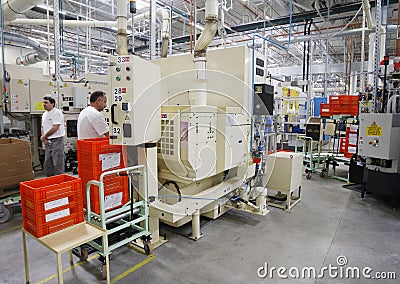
[85,165,151,256]
[295,135,327,179]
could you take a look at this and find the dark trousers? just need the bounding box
[44,137,65,177]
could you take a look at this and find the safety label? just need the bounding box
[366,122,382,136]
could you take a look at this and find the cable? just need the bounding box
[160,180,182,202]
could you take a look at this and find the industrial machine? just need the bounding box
[358,113,400,200]
[148,45,269,241]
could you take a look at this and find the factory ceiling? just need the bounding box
[2,0,399,74]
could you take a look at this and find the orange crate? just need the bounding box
[329,96,340,105]
[339,95,359,105]
[22,190,83,214]
[339,138,346,153]
[23,212,84,238]
[22,200,83,226]
[320,104,332,117]
[20,174,82,201]
[77,137,125,153]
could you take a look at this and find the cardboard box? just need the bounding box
[0,138,34,188]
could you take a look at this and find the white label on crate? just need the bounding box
[44,197,69,211]
[350,125,358,132]
[104,192,123,210]
[349,133,358,140]
[45,208,70,222]
[99,153,121,171]
[348,138,358,145]
[347,146,357,154]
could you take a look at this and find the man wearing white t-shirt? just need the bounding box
[41,96,65,177]
[77,91,109,139]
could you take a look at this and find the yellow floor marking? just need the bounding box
[36,253,99,284]
[0,225,21,235]
[111,255,156,283]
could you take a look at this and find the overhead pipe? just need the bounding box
[194,0,219,59]
[3,32,48,65]
[117,0,128,55]
[2,0,44,23]
[192,0,219,106]
[9,8,171,59]
[395,0,400,73]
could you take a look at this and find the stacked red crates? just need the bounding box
[77,138,129,214]
[320,95,359,117]
[343,125,358,158]
[20,174,84,238]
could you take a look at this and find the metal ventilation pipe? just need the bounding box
[4,32,48,65]
[159,8,170,58]
[117,0,128,55]
[2,0,43,23]
[395,0,400,73]
[192,0,219,106]
[194,0,219,58]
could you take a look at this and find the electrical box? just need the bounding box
[266,152,303,192]
[30,80,59,114]
[108,55,161,145]
[59,83,88,113]
[358,113,400,160]
[8,78,30,113]
[254,84,274,115]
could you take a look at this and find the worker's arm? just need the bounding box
[40,124,60,144]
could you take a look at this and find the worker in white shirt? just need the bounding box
[41,96,65,177]
[77,91,109,140]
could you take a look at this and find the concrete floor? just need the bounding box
[1,173,399,284]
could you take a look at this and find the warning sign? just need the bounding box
[366,121,382,136]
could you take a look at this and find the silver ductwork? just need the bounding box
[194,0,219,58]
[2,0,43,23]
[3,32,48,65]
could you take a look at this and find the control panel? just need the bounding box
[108,55,161,145]
[29,79,59,114]
[8,78,30,113]
[59,83,89,113]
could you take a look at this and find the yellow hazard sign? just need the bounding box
[63,83,68,87]
[366,121,382,136]
[48,82,53,87]
[34,102,45,111]
[18,79,23,84]
[125,115,130,120]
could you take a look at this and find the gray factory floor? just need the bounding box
[1,170,399,284]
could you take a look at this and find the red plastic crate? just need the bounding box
[339,138,346,153]
[320,104,332,117]
[77,137,125,153]
[23,213,84,238]
[329,95,341,105]
[23,200,83,226]
[20,174,82,201]
[77,138,129,214]
[22,190,83,214]
[339,95,358,104]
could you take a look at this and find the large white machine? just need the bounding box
[106,45,270,243]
